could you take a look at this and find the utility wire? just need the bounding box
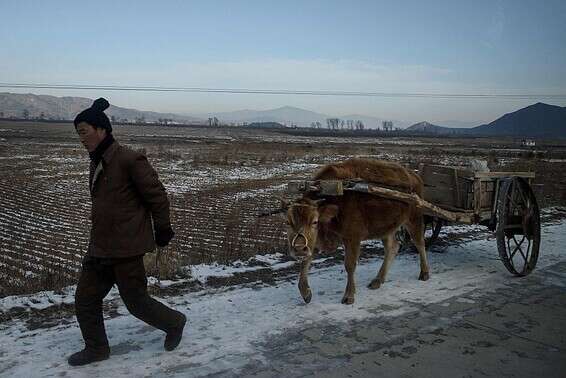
[1,82,566,100]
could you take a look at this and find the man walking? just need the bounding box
[68,98,186,366]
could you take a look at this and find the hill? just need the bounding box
[471,102,566,137]
[198,106,329,127]
[0,93,203,123]
[405,121,460,134]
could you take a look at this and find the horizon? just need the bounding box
[1,91,564,129]
[1,1,565,125]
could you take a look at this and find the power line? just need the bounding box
[1,82,566,100]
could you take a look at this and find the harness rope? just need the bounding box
[291,232,312,256]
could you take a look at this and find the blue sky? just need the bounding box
[1,0,565,125]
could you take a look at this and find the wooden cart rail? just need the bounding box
[287,179,475,223]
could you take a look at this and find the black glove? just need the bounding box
[155,227,175,247]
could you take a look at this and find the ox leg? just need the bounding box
[407,217,430,281]
[342,240,360,305]
[298,257,313,303]
[368,233,399,289]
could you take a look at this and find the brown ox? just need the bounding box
[284,158,429,304]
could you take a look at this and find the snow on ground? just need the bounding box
[187,252,300,283]
[1,220,565,377]
[161,162,320,194]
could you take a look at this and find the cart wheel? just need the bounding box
[395,227,412,250]
[424,216,444,248]
[496,177,540,276]
[395,217,443,251]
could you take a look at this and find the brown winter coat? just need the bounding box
[88,141,171,258]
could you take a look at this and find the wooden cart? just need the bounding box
[286,164,540,277]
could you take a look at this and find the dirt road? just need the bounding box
[242,260,566,377]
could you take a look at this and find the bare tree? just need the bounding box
[382,121,393,131]
[335,118,341,130]
[326,118,340,130]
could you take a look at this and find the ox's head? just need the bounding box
[282,198,340,261]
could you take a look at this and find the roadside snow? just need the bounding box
[0,252,293,312]
[0,220,565,377]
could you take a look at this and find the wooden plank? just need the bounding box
[454,169,461,208]
[473,178,482,215]
[423,171,459,188]
[346,183,475,224]
[423,187,455,208]
[474,171,535,179]
[491,179,501,215]
[480,180,496,208]
[423,180,475,210]
[420,165,477,210]
[421,165,474,178]
[431,204,476,213]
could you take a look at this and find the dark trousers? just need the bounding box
[75,255,184,353]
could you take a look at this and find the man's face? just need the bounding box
[76,122,106,152]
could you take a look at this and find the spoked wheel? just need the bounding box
[496,177,541,276]
[424,216,444,248]
[395,227,412,250]
[395,216,444,251]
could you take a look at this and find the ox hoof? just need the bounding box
[301,289,312,304]
[368,279,382,290]
[341,295,355,305]
[419,271,430,281]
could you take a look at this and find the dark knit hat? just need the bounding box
[74,98,112,133]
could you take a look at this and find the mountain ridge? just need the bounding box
[1,93,565,137]
[0,93,202,123]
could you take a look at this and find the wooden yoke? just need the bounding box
[287,179,475,224]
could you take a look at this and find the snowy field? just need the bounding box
[1,218,565,377]
[9,121,565,297]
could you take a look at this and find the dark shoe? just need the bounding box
[68,348,110,366]
[164,313,187,351]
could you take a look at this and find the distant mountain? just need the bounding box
[0,93,203,123]
[0,93,407,129]
[405,103,566,138]
[201,107,408,128]
[433,120,479,128]
[406,121,454,134]
[199,106,329,127]
[5,93,562,137]
[471,102,566,137]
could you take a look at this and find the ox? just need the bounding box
[283,158,429,304]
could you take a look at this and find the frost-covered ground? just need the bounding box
[0,218,565,377]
